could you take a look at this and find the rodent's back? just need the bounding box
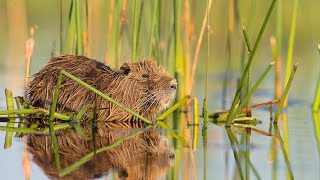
[28,55,116,115]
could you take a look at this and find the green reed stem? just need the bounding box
[132,0,142,61]
[64,0,76,54]
[148,0,158,57]
[274,62,299,123]
[226,128,244,180]
[4,89,15,149]
[49,73,63,173]
[226,0,277,124]
[245,129,251,180]
[60,70,152,124]
[276,0,283,58]
[192,98,200,151]
[284,0,298,93]
[59,0,63,51]
[226,62,275,126]
[0,123,72,133]
[14,97,26,137]
[242,26,252,52]
[226,128,261,179]
[274,124,294,179]
[156,95,191,121]
[0,109,70,120]
[75,0,83,55]
[58,126,152,177]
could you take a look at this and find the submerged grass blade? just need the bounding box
[192,98,200,151]
[226,128,261,179]
[156,95,191,121]
[157,121,189,147]
[58,126,152,177]
[4,89,15,149]
[14,97,26,137]
[226,62,275,126]
[49,73,63,173]
[226,0,277,124]
[274,62,299,123]
[274,124,294,179]
[226,128,244,180]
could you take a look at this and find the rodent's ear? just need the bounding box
[119,63,131,75]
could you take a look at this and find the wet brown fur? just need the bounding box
[28,128,174,180]
[27,55,176,127]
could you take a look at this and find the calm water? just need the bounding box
[1,0,320,179]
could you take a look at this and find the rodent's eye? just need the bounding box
[142,74,150,78]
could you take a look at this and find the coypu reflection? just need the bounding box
[28,126,175,180]
[27,55,177,127]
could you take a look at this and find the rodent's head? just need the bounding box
[118,60,177,117]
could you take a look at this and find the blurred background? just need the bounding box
[0,0,319,179]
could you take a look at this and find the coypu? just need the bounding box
[28,127,175,180]
[27,55,177,127]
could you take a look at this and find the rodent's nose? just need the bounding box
[170,80,177,90]
[169,153,175,159]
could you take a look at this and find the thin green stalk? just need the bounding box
[226,128,244,180]
[64,0,76,54]
[14,97,26,137]
[242,26,252,113]
[59,126,152,177]
[226,128,261,179]
[274,124,294,179]
[156,95,191,121]
[245,129,251,180]
[132,0,142,61]
[4,89,15,149]
[242,26,252,53]
[60,70,152,124]
[284,0,299,103]
[0,123,71,133]
[49,73,63,173]
[193,98,200,151]
[203,0,210,128]
[203,127,208,180]
[226,62,275,126]
[276,0,283,57]
[59,0,63,51]
[274,62,299,123]
[148,0,158,57]
[226,0,277,124]
[75,0,83,55]
[0,108,70,120]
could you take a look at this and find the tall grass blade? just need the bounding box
[75,0,83,55]
[14,97,26,137]
[284,0,299,108]
[274,124,294,179]
[49,73,63,173]
[274,62,299,123]
[226,128,244,180]
[226,0,277,124]
[226,62,275,126]
[192,98,200,151]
